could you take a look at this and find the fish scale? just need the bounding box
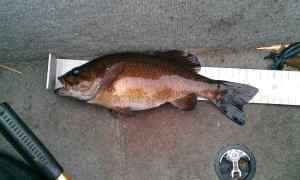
[47,53,300,106]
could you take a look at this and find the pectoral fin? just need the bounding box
[170,93,197,111]
[99,62,125,91]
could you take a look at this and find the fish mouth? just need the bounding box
[54,86,96,101]
[55,76,67,95]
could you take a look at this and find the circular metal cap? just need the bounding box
[214,144,256,180]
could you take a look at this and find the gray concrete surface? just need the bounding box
[1,0,300,180]
[1,0,300,63]
[0,50,299,180]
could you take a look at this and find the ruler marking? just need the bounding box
[196,67,300,105]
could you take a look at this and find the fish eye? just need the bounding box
[72,69,80,76]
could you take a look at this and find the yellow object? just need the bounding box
[56,173,71,180]
[256,44,289,52]
[286,56,300,69]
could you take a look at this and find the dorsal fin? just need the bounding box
[150,50,201,71]
[94,50,201,71]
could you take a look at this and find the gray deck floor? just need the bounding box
[1,0,300,179]
[0,49,299,180]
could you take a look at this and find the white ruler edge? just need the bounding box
[47,56,300,106]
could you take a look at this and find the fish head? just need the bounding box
[55,61,106,101]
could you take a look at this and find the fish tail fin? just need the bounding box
[212,81,258,125]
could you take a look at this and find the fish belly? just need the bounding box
[110,76,187,111]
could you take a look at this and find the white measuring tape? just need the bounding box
[46,53,300,105]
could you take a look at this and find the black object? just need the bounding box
[264,42,300,70]
[0,151,42,180]
[0,102,64,180]
[214,144,256,180]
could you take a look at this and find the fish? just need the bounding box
[55,50,258,125]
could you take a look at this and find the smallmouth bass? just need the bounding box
[55,51,258,125]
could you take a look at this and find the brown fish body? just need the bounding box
[89,60,217,111]
[56,51,258,125]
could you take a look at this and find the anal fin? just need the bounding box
[170,93,197,111]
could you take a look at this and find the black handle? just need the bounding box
[0,102,63,180]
